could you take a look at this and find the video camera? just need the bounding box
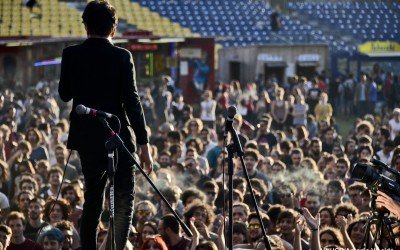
[350,157,400,202]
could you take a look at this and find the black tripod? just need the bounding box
[361,186,397,249]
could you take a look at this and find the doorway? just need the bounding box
[296,65,316,80]
[264,65,285,85]
[229,61,241,81]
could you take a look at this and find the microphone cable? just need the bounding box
[221,129,229,247]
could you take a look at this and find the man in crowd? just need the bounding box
[232,202,250,224]
[6,211,43,249]
[15,190,34,220]
[158,214,191,250]
[24,197,50,241]
[348,183,369,213]
[53,144,79,182]
[304,190,321,217]
[326,180,346,208]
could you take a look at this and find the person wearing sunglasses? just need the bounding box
[247,212,270,248]
[202,181,219,213]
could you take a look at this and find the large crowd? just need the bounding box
[0,66,400,250]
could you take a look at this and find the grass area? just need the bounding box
[335,112,356,140]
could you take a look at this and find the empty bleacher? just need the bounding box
[130,0,334,48]
[126,0,399,52]
[0,0,86,37]
[288,2,400,43]
[109,0,198,37]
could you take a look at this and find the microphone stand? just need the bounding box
[104,135,116,250]
[226,124,271,250]
[97,118,192,249]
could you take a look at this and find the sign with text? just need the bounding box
[298,54,320,62]
[358,41,400,57]
[127,43,158,51]
[257,53,283,62]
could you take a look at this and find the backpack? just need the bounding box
[344,82,353,100]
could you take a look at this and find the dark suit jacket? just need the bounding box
[58,38,148,153]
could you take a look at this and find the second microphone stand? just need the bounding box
[226,124,271,250]
[98,118,192,249]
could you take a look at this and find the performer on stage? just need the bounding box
[58,1,153,249]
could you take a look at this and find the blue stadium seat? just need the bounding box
[126,0,398,48]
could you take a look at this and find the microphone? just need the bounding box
[225,106,237,135]
[75,104,114,118]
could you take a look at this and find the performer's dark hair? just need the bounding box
[82,0,117,37]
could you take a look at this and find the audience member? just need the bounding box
[25,197,49,241]
[6,211,43,249]
[158,214,191,250]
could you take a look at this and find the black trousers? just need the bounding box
[79,149,135,250]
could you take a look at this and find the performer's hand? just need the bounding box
[139,144,153,175]
[376,191,400,218]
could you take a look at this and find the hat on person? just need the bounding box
[42,227,65,242]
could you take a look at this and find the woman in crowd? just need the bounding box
[0,160,11,196]
[43,197,71,226]
[185,118,204,142]
[229,80,242,105]
[43,197,80,249]
[25,127,49,162]
[270,87,289,131]
[319,227,344,248]
[48,126,63,165]
[255,90,272,123]
[200,90,217,130]
[346,219,367,249]
[134,200,158,234]
[292,94,308,127]
[389,108,400,140]
[140,235,168,250]
[293,125,310,154]
[319,207,336,228]
[183,199,217,243]
[138,221,158,249]
[232,222,250,246]
[314,92,333,123]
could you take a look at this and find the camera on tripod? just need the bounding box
[351,157,400,204]
[350,157,400,249]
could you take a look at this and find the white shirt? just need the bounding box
[200,99,216,121]
[376,150,393,165]
[389,118,400,140]
[0,192,9,209]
